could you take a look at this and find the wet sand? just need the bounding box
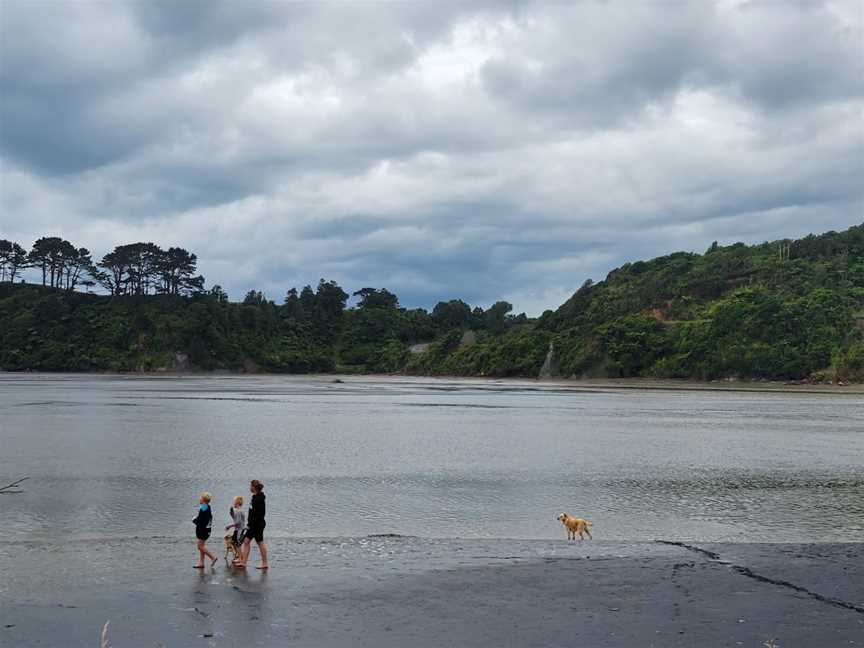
[2,538,862,647]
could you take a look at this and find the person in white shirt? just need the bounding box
[225,495,247,547]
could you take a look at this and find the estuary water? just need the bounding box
[1,374,862,543]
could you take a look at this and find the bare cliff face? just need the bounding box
[173,352,190,372]
[538,341,559,379]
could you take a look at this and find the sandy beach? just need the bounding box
[2,537,862,648]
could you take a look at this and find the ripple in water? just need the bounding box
[1,375,862,543]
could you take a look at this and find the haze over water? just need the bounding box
[2,374,862,543]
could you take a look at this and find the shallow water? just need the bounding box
[1,374,862,542]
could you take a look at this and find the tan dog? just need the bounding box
[224,533,242,564]
[557,513,593,541]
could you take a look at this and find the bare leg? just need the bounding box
[195,540,205,568]
[256,541,269,569]
[203,542,218,566]
[236,538,251,567]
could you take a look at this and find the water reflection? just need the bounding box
[1,374,862,543]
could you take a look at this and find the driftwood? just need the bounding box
[0,477,28,494]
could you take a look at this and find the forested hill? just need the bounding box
[538,224,864,382]
[0,224,862,382]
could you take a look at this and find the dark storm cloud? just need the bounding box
[1,1,861,312]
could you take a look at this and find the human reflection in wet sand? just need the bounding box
[182,558,271,642]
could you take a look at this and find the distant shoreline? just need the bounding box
[546,376,864,394]
[1,370,861,394]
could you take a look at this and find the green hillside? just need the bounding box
[1,224,861,382]
[538,224,864,382]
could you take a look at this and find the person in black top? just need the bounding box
[236,479,269,569]
[193,492,218,569]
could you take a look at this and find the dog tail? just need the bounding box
[586,520,593,526]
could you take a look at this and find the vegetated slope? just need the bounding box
[0,281,525,375]
[0,284,397,373]
[407,223,864,382]
[0,224,861,382]
[535,224,864,382]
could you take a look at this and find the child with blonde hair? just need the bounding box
[226,495,247,547]
[193,492,218,569]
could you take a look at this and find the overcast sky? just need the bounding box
[1,1,862,313]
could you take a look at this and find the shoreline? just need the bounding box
[2,370,862,394]
[3,538,862,647]
[543,376,864,394]
[9,532,864,546]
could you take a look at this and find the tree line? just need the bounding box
[256,283,522,333]
[0,236,205,296]
[2,225,859,382]
[1,235,525,331]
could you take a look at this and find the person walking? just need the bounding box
[193,492,218,569]
[235,479,268,569]
[226,495,247,548]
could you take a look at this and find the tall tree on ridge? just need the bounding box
[124,242,162,295]
[155,247,205,295]
[284,287,300,316]
[209,284,228,303]
[299,285,316,319]
[0,239,28,282]
[315,279,349,320]
[60,245,94,291]
[95,242,205,296]
[95,246,132,296]
[432,299,472,329]
[484,300,514,334]
[28,237,64,287]
[27,237,91,289]
[353,287,399,309]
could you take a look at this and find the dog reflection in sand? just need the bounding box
[557,513,593,541]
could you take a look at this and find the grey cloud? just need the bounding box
[1,0,862,313]
[481,2,863,124]
[718,2,864,109]
[481,4,716,126]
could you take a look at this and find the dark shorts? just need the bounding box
[196,528,211,541]
[245,526,264,543]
